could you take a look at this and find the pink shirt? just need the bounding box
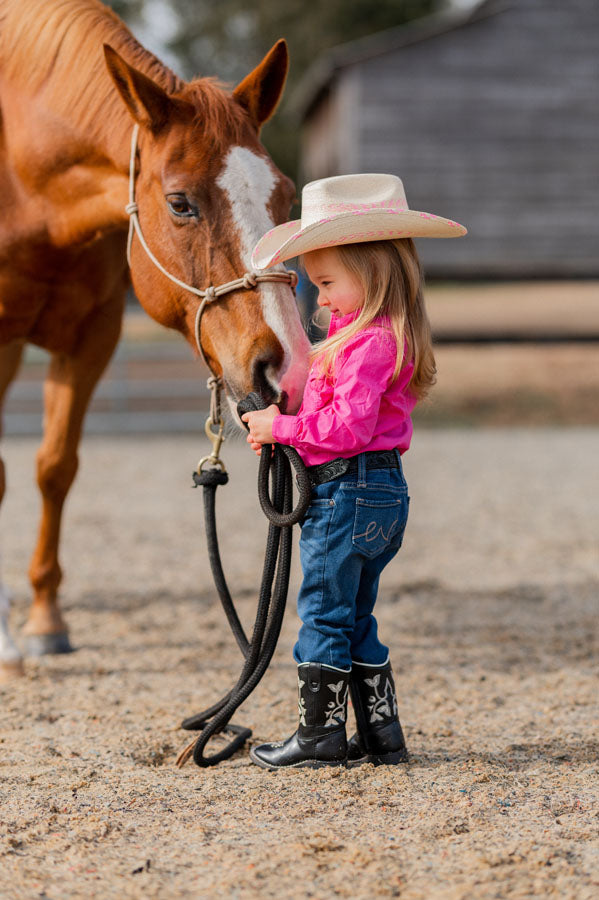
[272,311,417,465]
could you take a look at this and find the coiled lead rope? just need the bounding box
[176,392,311,768]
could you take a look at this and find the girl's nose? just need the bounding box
[317,292,329,308]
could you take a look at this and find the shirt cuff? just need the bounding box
[272,413,298,446]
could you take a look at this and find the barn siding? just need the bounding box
[301,0,599,277]
[300,70,361,181]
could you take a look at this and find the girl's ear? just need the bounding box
[233,39,289,133]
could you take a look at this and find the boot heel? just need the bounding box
[347,747,408,768]
[298,757,348,770]
[370,748,408,766]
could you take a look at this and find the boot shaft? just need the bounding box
[350,660,398,730]
[297,662,349,738]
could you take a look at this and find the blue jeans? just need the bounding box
[294,451,410,670]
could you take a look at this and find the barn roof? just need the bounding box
[290,0,513,120]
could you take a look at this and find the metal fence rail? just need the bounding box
[4,319,598,436]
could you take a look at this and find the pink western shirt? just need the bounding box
[271,311,417,466]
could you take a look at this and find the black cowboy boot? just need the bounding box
[250,663,349,770]
[347,660,408,766]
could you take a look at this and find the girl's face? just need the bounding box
[303,248,365,318]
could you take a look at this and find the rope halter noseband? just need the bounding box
[125,124,298,373]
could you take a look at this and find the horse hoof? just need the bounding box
[0,658,25,681]
[24,632,74,656]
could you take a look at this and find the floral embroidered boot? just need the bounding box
[347,659,408,766]
[250,663,349,770]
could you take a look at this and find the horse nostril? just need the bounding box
[252,356,279,404]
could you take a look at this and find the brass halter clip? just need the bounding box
[197,376,227,473]
[197,416,226,473]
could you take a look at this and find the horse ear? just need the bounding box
[103,44,172,131]
[233,39,289,132]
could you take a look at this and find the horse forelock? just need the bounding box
[182,79,250,151]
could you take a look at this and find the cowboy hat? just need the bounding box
[251,173,466,270]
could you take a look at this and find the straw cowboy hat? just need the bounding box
[251,173,467,270]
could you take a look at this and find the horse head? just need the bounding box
[104,40,310,414]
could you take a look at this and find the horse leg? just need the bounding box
[0,339,26,678]
[22,293,124,656]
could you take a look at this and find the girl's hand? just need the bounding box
[241,404,280,456]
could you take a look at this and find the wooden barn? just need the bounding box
[292,0,599,279]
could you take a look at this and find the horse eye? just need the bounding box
[166,194,198,219]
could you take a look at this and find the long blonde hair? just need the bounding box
[305,239,436,400]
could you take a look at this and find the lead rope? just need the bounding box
[176,388,312,768]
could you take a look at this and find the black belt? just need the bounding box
[307,450,400,487]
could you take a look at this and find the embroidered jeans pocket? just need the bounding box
[352,495,409,559]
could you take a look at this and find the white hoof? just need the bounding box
[0,586,24,677]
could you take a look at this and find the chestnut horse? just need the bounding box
[0,0,309,678]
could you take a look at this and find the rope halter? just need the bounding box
[125,124,298,373]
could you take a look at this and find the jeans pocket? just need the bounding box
[352,495,409,559]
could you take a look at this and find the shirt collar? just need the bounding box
[327,309,395,337]
[327,309,361,336]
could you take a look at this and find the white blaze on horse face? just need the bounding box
[216,147,309,412]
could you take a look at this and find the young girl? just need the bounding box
[242,173,466,769]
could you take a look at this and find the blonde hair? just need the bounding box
[304,239,436,400]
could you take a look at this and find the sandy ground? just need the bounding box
[0,429,597,899]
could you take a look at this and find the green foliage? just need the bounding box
[106,0,441,182]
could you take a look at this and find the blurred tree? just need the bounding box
[107,0,442,183]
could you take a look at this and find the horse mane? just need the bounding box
[0,0,248,149]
